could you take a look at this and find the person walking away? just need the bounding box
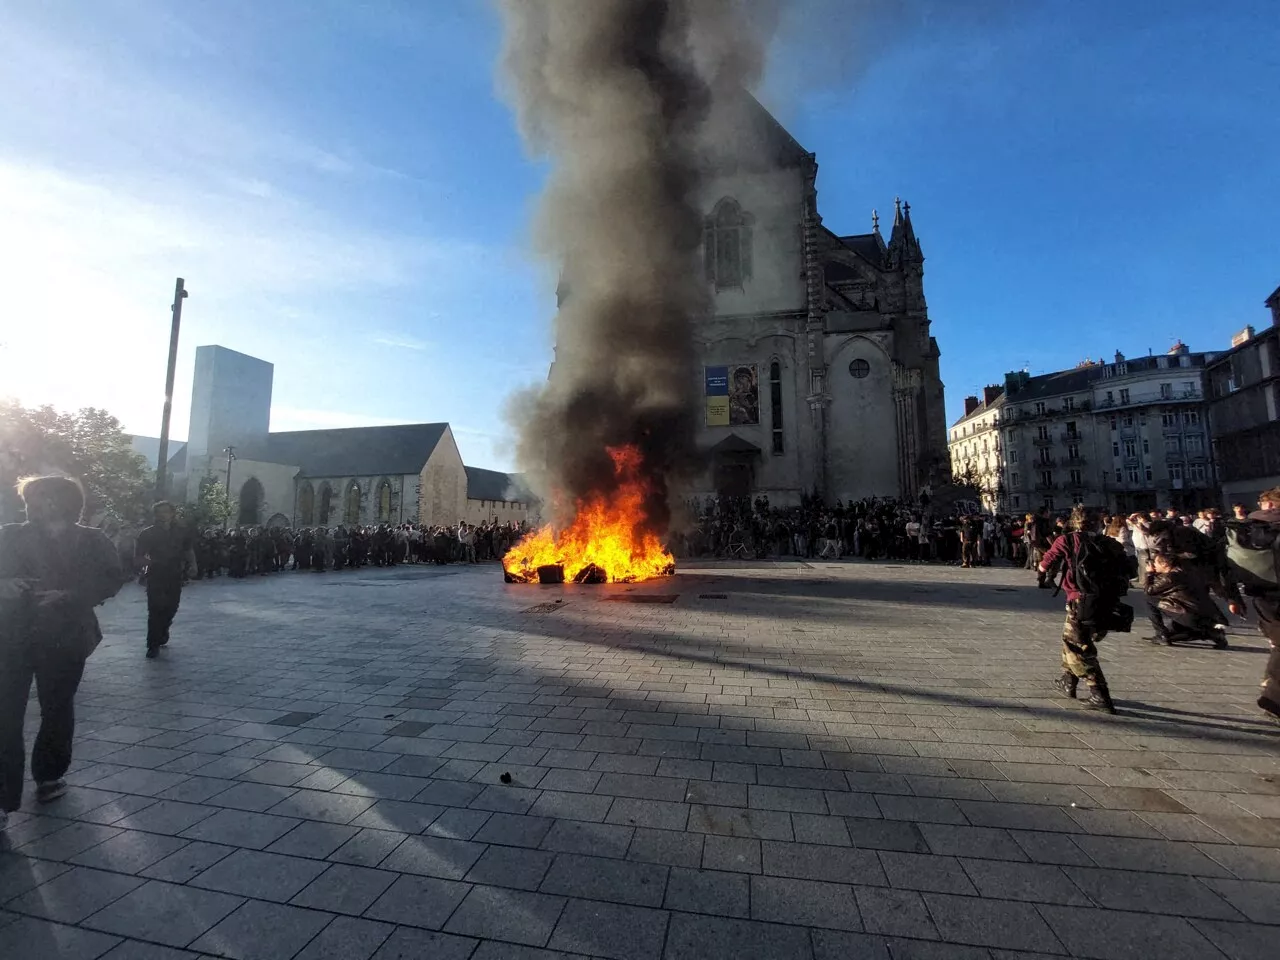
[1105,514,1137,582]
[1224,487,1280,722]
[135,501,194,659]
[0,477,124,829]
[1039,505,1133,714]
[1144,552,1238,648]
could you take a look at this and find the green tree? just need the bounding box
[189,475,231,530]
[0,400,153,524]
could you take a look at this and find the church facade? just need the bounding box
[166,345,532,528]
[689,95,948,505]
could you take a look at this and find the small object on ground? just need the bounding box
[499,772,513,784]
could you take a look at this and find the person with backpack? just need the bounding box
[1039,505,1133,714]
[1225,486,1280,722]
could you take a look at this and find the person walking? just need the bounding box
[0,477,124,829]
[1225,487,1280,722]
[1039,505,1130,714]
[135,501,194,659]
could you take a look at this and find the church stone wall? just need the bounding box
[827,335,901,500]
[699,167,806,319]
[463,498,531,526]
[418,428,467,526]
[693,323,808,504]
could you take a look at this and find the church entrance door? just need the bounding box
[715,462,752,499]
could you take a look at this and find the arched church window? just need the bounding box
[344,482,362,524]
[849,358,871,379]
[237,478,263,527]
[704,199,753,289]
[377,479,392,522]
[769,360,784,455]
[298,482,314,526]
[318,485,332,525]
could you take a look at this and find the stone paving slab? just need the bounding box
[2,558,1279,958]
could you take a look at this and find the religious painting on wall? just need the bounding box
[705,364,759,426]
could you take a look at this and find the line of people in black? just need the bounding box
[110,519,533,581]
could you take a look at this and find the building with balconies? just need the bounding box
[1206,285,1280,508]
[950,342,1219,515]
[947,385,1006,512]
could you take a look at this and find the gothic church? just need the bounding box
[690,94,948,504]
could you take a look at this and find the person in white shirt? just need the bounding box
[1128,514,1149,586]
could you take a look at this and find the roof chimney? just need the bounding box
[963,396,980,416]
[1114,350,1125,363]
[1168,340,1189,356]
[982,385,1002,406]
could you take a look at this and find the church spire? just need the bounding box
[888,197,922,264]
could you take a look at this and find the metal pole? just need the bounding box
[224,446,236,530]
[155,278,188,500]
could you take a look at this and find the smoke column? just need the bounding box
[498,0,774,535]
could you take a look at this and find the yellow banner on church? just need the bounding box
[706,396,729,426]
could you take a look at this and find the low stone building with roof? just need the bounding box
[166,345,532,528]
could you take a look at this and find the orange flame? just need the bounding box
[503,445,674,583]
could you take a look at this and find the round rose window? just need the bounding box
[849,359,870,378]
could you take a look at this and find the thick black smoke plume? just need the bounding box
[498,0,774,533]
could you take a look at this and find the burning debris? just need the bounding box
[496,0,772,584]
[502,446,678,583]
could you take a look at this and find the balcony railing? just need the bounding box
[1035,458,1057,468]
[1032,436,1054,446]
[1034,481,1057,492]
[1064,456,1088,467]
[1060,431,1082,443]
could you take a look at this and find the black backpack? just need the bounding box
[1057,532,1134,632]
[1225,519,1280,590]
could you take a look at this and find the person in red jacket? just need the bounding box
[1039,505,1116,714]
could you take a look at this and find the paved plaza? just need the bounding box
[2,558,1279,960]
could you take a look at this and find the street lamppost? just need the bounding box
[223,445,237,530]
[155,278,189,500]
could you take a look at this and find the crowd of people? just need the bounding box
[673,494,1016,566]
[107,517,533,580]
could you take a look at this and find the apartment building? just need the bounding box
[1206,286,1280,507]
[949,343,1217,514]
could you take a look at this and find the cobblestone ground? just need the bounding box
[2,558,1279,960]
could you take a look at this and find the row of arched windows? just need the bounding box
[297,479,394,526]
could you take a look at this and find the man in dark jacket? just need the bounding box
[1039,506,1117,714]
[1144,552,1238,648]
[1,476,123,826]
[135,501,194,658]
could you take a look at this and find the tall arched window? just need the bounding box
[318,484,333,525]
[769,360,784,455]
[344,482,362,524]
[704,198,753,289]
[297,482,315,526]
[376,479,392,522]
[237,478,263,526]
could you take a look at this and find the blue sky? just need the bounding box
[1,0,1276,472]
